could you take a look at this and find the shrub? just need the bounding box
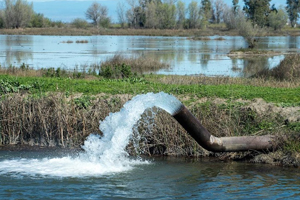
[71,18,89,29]
[42,67,67,78]
[224,8,265,48]
[30,13,45,28]
[100,54,169,75]
[268,8,288,31]
[100,63,133,79]
[255,54,300,81]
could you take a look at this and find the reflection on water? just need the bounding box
[0,35,299,77]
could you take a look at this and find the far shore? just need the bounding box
[0,26,300,37]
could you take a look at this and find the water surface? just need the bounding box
[1,35,299,77]
[1,151,300,199]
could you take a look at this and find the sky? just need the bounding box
[0,0,286,23]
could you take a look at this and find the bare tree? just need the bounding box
[236,11,265,48]
[223,5,238,29]
[126,0,139,27]
[86,2,110,27]
[14,0,33,28]
[212,0,225,23]
[86,2,101,25]
[4,0,15,28]
[4,0,33,28]
[117,1,126,28]
[176,0,185,28]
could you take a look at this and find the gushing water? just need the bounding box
[0,92,182,177]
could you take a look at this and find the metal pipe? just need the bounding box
[172,105,275,152]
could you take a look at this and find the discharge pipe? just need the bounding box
[172,105,275,152]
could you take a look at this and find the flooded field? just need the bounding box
[1,35,299,77]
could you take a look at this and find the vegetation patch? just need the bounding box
[100,54,170,75]
[255,54,300,81]
[228,48,282,57]
[76,40,89,43]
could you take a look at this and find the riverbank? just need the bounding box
[1,25,300,36]
[1,66,300,166]
[0,92,299,166]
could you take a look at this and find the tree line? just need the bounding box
[85,0,297,30]
[0,0,299,30]
[0,0,65,29]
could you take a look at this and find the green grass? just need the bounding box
[1,74,299,105]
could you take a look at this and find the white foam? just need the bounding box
[0,92,183,178]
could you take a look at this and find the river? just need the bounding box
[1,35,299,77]
[1,151,300,199]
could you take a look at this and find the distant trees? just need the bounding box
[85,2,110,28]
[268,7,288,30]
[117,1,127,28]
[286,0,300,27]
[200,0,212,27]
[232,0,239,14]
[121,0,227,29]
[3,0,33,28]
[0,10,4,28]
[212,0,226,24]
[30,13,56,28]
[187,1,200,28]
[0,0,297,31]
[0,0,58,28]
[243,0,271,27]
[71,18,89,29]
[176,1,185,28]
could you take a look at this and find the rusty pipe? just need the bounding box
[172,105,275,152]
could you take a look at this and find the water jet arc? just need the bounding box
[172,105,275,152]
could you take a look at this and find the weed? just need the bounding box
[100,63,133,79]
[73,95,94,109]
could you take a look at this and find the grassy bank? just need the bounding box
[1,75,300,165]
[0,55,300,166]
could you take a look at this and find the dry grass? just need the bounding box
[100,54,170,74]
[0,22,300,37]
[1,25,299,37]
[0,93,127,147]
[0,27,235,37]
[1,92,299,166]
[255,54,300,81]
[147,75,300,88]
[0,65,43,77]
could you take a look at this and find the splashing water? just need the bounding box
[0,92,182,178]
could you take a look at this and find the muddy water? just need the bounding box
[1,35,299,77]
